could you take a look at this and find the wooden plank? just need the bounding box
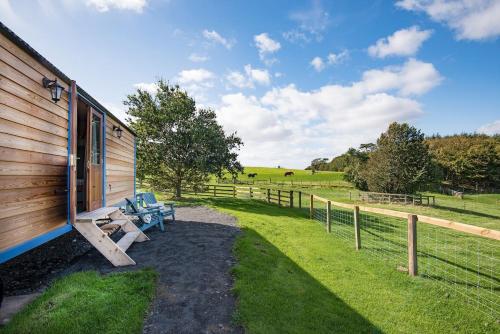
[0,56,68,105]
[105,150,133,162]
[326,201,331,233]
[105,157,133,168]
[417,215,500,241]
[76,207,120,221]
[0,175,65,190]
[0,132,67,157]
[73,222,135,266]
[0,161,66,176]
[354,206,361,250]
[0,219,66,251]
[0,89,68,129]
[0,117,67,147]
[106,163,134,172]
[116,231,140,252]
[0,103,68,137]
[0,35,69,90]
[0,205,65,234]
[0,194,66,220]
[0,185,65,204]
[408,214,418,276]
[0,75,68,119]
[0,147,66,165]
[0,92,67,128]
[106,174,134,182]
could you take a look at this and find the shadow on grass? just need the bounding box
[233,226,382,333]
[432,204,500,220]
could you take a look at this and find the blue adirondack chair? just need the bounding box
[137,192,176,223]
[118,197,165,232]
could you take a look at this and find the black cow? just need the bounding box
[284,171,294,177]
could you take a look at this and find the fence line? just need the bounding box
[306,192,500,319]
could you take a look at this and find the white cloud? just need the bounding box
[477,120,500,135]
[133,82,159,94]
[282,30,311,44]
[177,68,214,84]
[86,0,147,13]
[189,53,209,63]
[396,0,500,40]
[310,57,325,72]
[215,59,442,168]
[226,65,271,89]
[175,69,216,103]
[310,50,349,72]
[368,26,432,58]
[202,29,234,49]
[254,33,281,65]
[287,0,330,42]
[358,58,442,96]
[327,50,349,64]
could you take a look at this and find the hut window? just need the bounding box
[91,114,101,164]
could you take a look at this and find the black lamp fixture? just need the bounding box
[42,77,64,103]
[112,125,123,139]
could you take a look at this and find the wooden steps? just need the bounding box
[74,207,149,266]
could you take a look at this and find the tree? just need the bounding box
[343,147,370,190]
[426,134,500,191]
[361,122,432,194]
[308,158,330,171]
[125,81,243,198]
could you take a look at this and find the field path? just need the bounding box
[65,206,243,334]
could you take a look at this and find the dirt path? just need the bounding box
[64,206,243,334]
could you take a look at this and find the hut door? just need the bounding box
[87,108,103,211]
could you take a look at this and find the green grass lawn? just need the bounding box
[1,269,157,334]
[218,166,347,184]
[194,197,497,334]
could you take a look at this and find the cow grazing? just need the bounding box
[248,173,258,178]
[284,171,294,177]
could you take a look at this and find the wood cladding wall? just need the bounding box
[105,117,135,205]
[0,33,69,251]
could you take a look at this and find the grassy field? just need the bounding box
[1,269,157,334]
[194,197,498,333]
[219,166,347,184]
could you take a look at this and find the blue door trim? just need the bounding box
[102,113,107,206]
[134,138,137,197]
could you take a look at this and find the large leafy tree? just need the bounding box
[361,122,433,194]
[426,134,499,191]
[125,81,243,198]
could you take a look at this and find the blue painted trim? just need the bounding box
[0,224,72,264]
[102,113,107,207]
[134,138,137,197]
[66,88,72,225]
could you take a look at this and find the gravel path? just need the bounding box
[62,206,243,334]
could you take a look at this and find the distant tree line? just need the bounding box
[307,122,500,194]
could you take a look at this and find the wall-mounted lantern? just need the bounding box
[112,125,123,139]
[42,77,65,103]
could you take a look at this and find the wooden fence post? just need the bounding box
[354,206,361,250]
[290,191,294,208]
[408,214,418,276]
[326,201,331,233]
[267,189,271,203]
[249,187,253,198]
[309,194,314,219]
[278,190,281,207]
[214,185,216,197]
[233,186,236,198]
[298,191,302,209]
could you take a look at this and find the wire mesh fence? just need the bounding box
[358,212,408,270]
[417,223,500,318]
[308,194,499,319]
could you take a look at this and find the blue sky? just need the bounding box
[1,0,499,168]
